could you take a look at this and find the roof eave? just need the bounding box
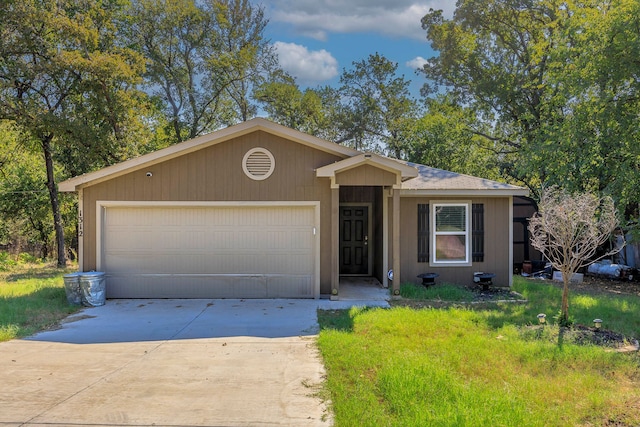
[400,188,530,197]
[316,153,418,179]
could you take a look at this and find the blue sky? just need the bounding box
[256,0,455,98]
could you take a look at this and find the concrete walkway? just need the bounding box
[0,294,389,427]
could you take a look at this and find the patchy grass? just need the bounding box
[399,282,476,302]
[318,277,640,426]
[498,276,640,338]
[395,277,640,338]
[0,262,81,342]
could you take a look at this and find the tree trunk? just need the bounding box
[41,135,67,268]
[561,277,570,325]
[172,117,183,144]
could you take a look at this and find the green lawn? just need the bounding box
[317,277,640,426]
[3,263,639,425]
[0,262,80,341]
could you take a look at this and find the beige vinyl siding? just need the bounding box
[335,164,398,186]
[81,131,341,294]
[399,197,511,287]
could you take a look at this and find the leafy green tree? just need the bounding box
[125,0,211,142]
[210,0,278,122]
[0,0,147,267]
[421,0,561,191]
[523,0,640,215]
[259,54,419,156]
[421,0,640,219]
[403,97,502,180]
[0,158,54,259]
[254,71,340,139]
[337,53,419,155]
[0,122,76,260]
[126,0,276,142]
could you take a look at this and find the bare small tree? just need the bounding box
[529,187,620,325]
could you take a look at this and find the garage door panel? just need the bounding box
[105,274,315,299]
[291,230,313,249]
[106,230,152,251]
[106,250,311,275]
[105,275,267,299]
[267,276,313,298]
[102,205,317,298]
[105,251,309,275]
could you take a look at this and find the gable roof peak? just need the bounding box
[316,152,418,181]
[59,118,358,192]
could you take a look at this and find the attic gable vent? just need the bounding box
[242,147,275,180]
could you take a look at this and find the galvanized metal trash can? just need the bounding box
[63,272,83,305]
[79,272,106,307]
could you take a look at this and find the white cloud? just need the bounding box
[406,56,430,70]
[273,41,339,84]
[265,1,454,41]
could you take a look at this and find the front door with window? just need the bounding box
[340,205,370,275]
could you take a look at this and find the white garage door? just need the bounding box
[99,204,318,299]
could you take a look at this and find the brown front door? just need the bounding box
[340,205,369,275]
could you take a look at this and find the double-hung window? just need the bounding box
[432,202,471,265]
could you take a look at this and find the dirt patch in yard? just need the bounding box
[538,276,640,352]
[390,285,526,310]
[567,324,634,349]
[549,275,640,297]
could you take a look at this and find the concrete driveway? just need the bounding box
[0,297,387,427]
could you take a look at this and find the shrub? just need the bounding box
[17,252,40,264]
[0,251,16,271]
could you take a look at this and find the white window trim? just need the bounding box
[430,201,472,267]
